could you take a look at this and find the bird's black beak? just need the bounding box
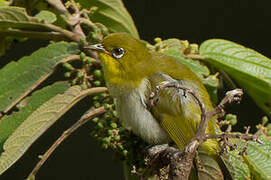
[86,44,106,52]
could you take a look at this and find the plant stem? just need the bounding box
[0,28,68,41]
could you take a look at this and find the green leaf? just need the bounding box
[0,6,59,55]
[0,41,79,113]
[0,85,91,175]
[164,48,219,88]
[76,0,139,38]
[200,39,271,115]
[12,0,67,28]
[220,150,250,180]
[35,10,57,24]
[196,150,224,180]
[0,6,52,30]
[0,81,69,153]
[241,136,271,180]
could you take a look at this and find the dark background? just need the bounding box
[1,0,271,179]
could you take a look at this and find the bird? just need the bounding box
[87,32,219,156]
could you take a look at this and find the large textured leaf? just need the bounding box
[0,81,69,153]
[220,150,250,180]
[76,0,139,38]
[0,85,98,175]
[0,6,52,30]
[240,136,271,179]
[0,41,79,113]
[200,39,271,115]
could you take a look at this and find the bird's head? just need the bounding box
[87,33,152,87]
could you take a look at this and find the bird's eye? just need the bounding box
[112,47,125,59]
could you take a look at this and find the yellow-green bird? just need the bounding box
[88,33,219,157]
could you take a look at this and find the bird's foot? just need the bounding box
[146,144,184,179]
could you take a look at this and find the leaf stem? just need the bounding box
[0,28,68,41]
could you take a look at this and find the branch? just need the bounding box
[207,88,243,119]
[27,106,107,179]
[46,0,69,14]
[45,0,85,40]
[148,82,243,180]
[61,54,81,63]
[45,0,98,58]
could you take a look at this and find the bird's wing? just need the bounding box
[147,72,217,150]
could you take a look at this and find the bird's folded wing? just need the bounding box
[147,73,215,149]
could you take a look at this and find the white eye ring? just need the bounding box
[112,47,125,59]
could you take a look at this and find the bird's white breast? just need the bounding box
[107,79,170,144]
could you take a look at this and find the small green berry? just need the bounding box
[90,6,98,13]
[113,135,120,141]
[122,150,128,157]
[93,69,102,78]
[64,72,71,78]
[117,144,124,150]
[93,96,99,101]
[93,80,101,86]
[112,111,118,118]
[101,143,108,149]
[99,92,107,98]
[95,23,109,35]
[189,43,199,54]
[94,101,101,108]
[77,71,84,78]
[225,114,237,126]
[91,33,100,42]
[104,113,111,120]
[81,84,88,90]
[80,38,87,45]
[104,104,111,110]
[102,137,111,144]
[110,122,117,129]
[92,133,98,138]
[154,37,162,43]
[107,129,113,136]
[97,122,104,129]
[109,143,116,149]
[92,117,99,123]
[111,104,116,109]
[80,52,86,60]
[262,116,269,125]
[62,63,74,71]
[85,57,94,64]
[100,26,109,36]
